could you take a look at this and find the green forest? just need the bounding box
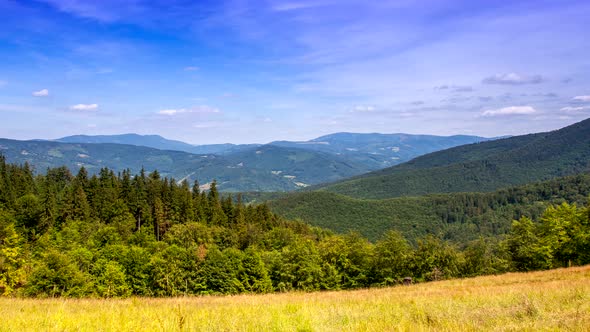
[1,155,589,297]
[270,174,590,242]
[315,118,590,199]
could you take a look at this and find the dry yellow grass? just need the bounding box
[1,266,589,331]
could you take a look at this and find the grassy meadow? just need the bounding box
[1,266,589,331]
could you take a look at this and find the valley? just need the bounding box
[0,132,489,192]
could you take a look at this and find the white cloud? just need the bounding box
[560,106,590,112]
[351,105,376,112]
[157,105,220,116]
[482,73,544,85]
[0,80,6,87]
[184,66,199,71]
[32,89,49,97]
[572,95,590,102]
[70,103,98,111]
[482,106,536,117]
[158,109,186,115]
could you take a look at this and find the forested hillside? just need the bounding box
[0,139,369,192]
[58,132,490,170]
[58,134,260,155]
[316,118,590,199]
[270,174,590,242]
[270,133,490,169]
[2,156,589,297]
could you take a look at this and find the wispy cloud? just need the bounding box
[434,85,473,92]
[0,80,7,88]
[482,106,536,117]
[561,106,590,112]
[2,0,589,142]
[482,73,544,85]
[350,105,376,113]
[39,0,142,22]
[70,103,98,111]
[572,95,590,102]
[270,0,335,12]
[158,109,185,116]
[32,89,49,97]
[157,105,220,116]
[453,86,473,92]
[219,93,237,99]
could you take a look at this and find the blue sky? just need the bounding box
[0,0,589,144]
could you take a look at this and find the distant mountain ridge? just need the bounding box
[313,118,590,199]
[58,132,491,170]
[56,134,260,155]
[0,139,371,192]
[271,132,491,169]
[0,131,498,192]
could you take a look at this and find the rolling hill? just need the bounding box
[271,133,491,169]
[7,131,496,193]
[270,173,590,242]
[0,139,370,192]
[314,118,590,199]
[58,132,490,170]
[57,134,260,155]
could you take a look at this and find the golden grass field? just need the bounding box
[1,266,589,331]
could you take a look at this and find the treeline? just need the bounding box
[430,173,590,240]
[270,174,590,242]
[1,156,589,297]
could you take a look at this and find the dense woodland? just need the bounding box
[317,118,590,199]
[1,156,589,297]
[270,174,590,242]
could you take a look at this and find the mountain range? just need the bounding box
[0,132,489,192]
[268,118,590,240]
[312,118,590,199]
[56,132,491,169]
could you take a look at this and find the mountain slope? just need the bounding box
[224,145,371,187]
[0,139,369,192]
[270,173,590,242]
[58,132,491,170]
[315,118,590,199]
[57,134,259,155]
[270,133,490,170]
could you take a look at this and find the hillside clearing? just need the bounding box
[1,266,589,331]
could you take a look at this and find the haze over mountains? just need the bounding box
[56,132,491,169]
[0,132,489,192]
[56,134,260,155]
